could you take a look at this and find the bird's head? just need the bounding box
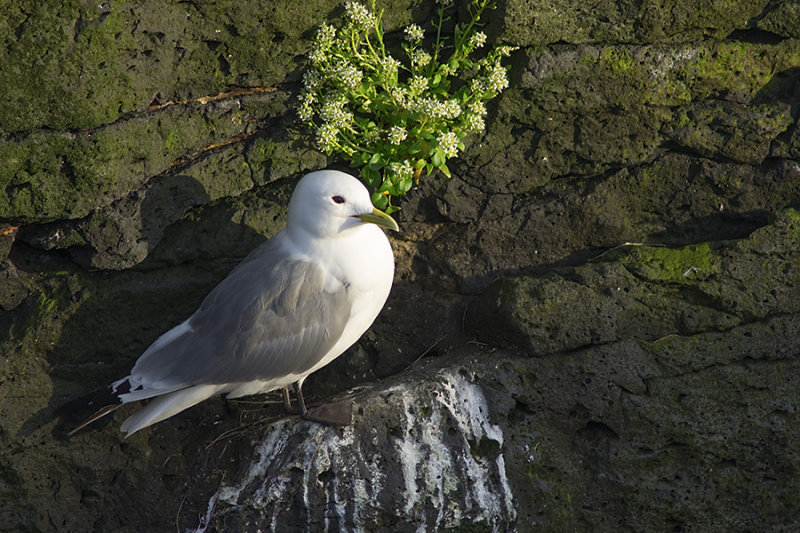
[287,170,399,239]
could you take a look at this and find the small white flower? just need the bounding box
[298,108,313,123]
[388,125,407,145]
[390,86,408,106]
[345,1,375,28]
[390,160,414,180]
[302,69,321,90]
[308,46,327,66]
[316,123,339,152]
[406,97,430,116]
[439,63,454,76]
[297,91,316,122]
[404,24,424,42]
[467,101,487,116]
[319,96,354,129]
[443,99,462,119]
[297,105,314,123]
[408,98,461,120]
[408,75,428,95]
[380,55,401,76]
[437,131,459,158]
[464,112,484,133]
[486,62,509,93]
[470,77,487,94]
[316,23,336,46]
[469,32,487,49]
[411,50,432,67]
[496,45,519,57]
[407,97,451,119]
[407,98,450,119]
[333,62,363,87]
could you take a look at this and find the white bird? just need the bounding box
[71,170,398,436]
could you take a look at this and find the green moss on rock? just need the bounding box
[678,41,800,101]
[667,101,793,164]
[0,1,345,133]
[479,38,799,197]
[499,0,769,46]
[757,1,800,38]
[473,210,800,355]
[622,243,721,283]
[0,92,285,224]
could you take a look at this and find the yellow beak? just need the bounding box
[356,208,399,232]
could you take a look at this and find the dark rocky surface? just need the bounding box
[1,1,799,531]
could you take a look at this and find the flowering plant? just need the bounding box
[298,0,516,211]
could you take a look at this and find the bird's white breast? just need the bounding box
[285,223,394,375]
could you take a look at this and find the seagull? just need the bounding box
[71,169,398,437]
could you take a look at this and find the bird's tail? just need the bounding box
[66,380,227,437]
[119,384,226,437]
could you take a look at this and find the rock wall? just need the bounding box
[1,1,799,532]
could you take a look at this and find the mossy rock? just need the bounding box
[471,40,800,194]
[757,1,800,38]
[0,91,286,224]
[621,242,722,283]
[471,211,800,354]
[498,0,769,46]
[666,102,793,164]
[0,1,345,133]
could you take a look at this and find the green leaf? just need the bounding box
[418,133,434,148]
[431,148,445,167]
[372,192,388,208]
[439,163,451,178]
[399,177,413,192]
[362,166,381,188]
[413,158,426,169]
[368,152,385,170]
[377,179,392,193]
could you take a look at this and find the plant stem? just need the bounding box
[452,0,490,63]
[428,4,446,78]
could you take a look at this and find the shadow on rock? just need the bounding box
[4,176,290,530]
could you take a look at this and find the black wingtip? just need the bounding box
[60,380,129,436]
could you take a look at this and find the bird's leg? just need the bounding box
[292,381,308,417]
[282,387,294,413]
[292,381,352,426]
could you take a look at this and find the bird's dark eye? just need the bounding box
[332,195,345,204]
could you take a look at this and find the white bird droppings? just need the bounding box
[193,367,515,532]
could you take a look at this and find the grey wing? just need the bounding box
[129,236,351,389]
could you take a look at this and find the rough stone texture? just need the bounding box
[496,0,772,46]
[207,366,516,531]
[1,0,800,532]
[470,210,800,353]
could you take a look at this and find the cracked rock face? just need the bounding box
[1,0,800,532]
